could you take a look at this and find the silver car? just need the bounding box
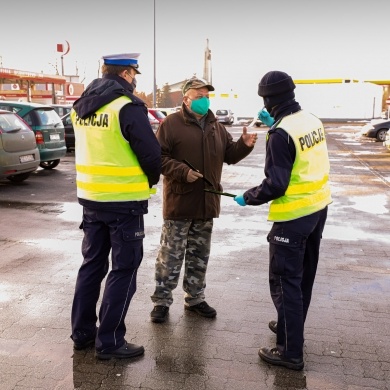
[361,118,390,142]
[0,110,40,182]
[215,109,234,125]
[0,101,66,170]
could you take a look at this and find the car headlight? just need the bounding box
[361,125,374,134]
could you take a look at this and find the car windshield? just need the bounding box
[52,105,72,117]
[216,110,227,115]
[0,113,30,132]
[62,113,72,125]
[34,109,62,126]
[154,111,166,119]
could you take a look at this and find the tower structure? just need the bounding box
[203,39,212,84]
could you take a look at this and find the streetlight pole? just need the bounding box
[153,0,156,108]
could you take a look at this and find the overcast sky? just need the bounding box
[1,0,389,107]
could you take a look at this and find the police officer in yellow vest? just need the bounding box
[70,53,161,360]
[234,71,332,370]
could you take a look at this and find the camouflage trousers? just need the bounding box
[150,218,213,307]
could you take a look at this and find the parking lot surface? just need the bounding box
[0,123,389,390]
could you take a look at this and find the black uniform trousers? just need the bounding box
[267,206,328,359]
[71,207,144,353]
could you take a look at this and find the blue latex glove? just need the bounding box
[258,108,275,127]
[234,194,247,206]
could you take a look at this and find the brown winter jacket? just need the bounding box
[156,104,254,220]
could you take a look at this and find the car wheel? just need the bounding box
[39,159,60,169]
[376,129,388,142]
[7,172,31,182]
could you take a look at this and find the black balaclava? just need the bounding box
[258,71,301,121]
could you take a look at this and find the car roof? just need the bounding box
[0,109,19,114]
[372,118,390,126]
[0,101,54,109]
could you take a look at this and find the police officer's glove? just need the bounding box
[258,108,275,127]
[234,194,247,206]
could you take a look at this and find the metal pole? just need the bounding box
[153,0,156,108]
[61,55,64,77]
[61,55,65,99]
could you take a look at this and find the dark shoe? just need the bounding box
[185,301,216,318]
[71,330,96,350]
[269,320,277,334]
[258,347,304,371]
[95,341,144,360]
[150,305,169,323]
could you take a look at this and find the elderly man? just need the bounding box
[150,77,257,323]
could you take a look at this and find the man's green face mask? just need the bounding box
[190,96,210,116]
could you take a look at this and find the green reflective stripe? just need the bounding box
[270,186,331,213]
[76,164,144,176]
[77,180,149,193]
[285,175,329,195]
[268,199,332,221]
[77,189,150,202]
[76,172,148,185]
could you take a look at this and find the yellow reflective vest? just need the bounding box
[268,110,332,221]
[71,96,151,202]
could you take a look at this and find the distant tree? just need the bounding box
[158,83,174,108]
[145,92,153,107]
[134,91,153,107]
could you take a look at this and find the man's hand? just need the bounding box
[187,169,203,183]
[242,126,258,147]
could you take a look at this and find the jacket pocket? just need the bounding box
[121,227,144,268]
[267,230,304,276]
[171,181,194,195]
[122,227,144,247]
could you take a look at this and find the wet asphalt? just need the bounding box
[0,123,389,390]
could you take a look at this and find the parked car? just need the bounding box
[50,104,72,118]
[361,118,390,142]
[148,111,160,131]
[61,112,75,151]
[157,107,181,116]
[0,101,66,169]
[148,108,167,123]
[384,130,390,151]
[215,109,234,125]
[0,109,40,182]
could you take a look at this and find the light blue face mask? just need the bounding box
[190,96,210,116]
[258,108,275,127]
